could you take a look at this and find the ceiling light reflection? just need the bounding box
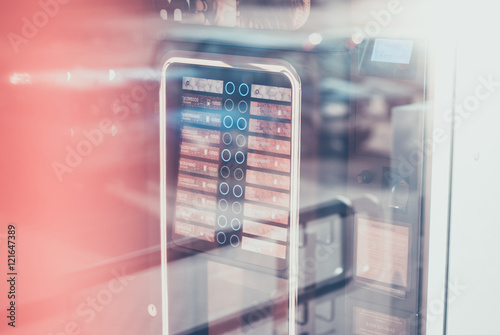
[9,73,32,85]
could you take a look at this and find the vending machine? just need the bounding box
[156,1,437,334]
[1,0,453,334]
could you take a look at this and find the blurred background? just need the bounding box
[1,0,500,334]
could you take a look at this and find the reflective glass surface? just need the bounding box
[1,1,436,334]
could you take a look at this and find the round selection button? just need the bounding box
[231,218,241,231]
[233,184,243,198]
[223,115,234,128]
[232,201,242,214]
[221,149,231,162]
[237,117,247,131]
[224,99,234,111]
[236,135,246,147]
[217,232,227,244]
[218,199,228,211]
[239,83,249,96]
[225,82,235,95]
[234,168,244,181]
[230,235,240,247]
[220,166,230,178]
[217,215,228,228]
[219,182,230,195]
[238,100,248,113]
[222,132,232,145]
[235,151,245,164]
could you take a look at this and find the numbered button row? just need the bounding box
[220,166,244,180]
[224,99,248,113]
[221,149,246,164]
[222,133,246,147]
[225,82,249,97]
[217,216,242,231]
[219,183,243,197]
[223,116,248,130]
[216,232,240,247]
[218,199,242,214]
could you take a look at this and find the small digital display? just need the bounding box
[164,63,296,270]
[371,39,414,65]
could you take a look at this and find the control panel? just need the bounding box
[161,54,301,273]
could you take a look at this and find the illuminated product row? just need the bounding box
[182,76,292,102]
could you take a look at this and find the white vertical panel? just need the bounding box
[424,36,456,335]
[446,23,500,335]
